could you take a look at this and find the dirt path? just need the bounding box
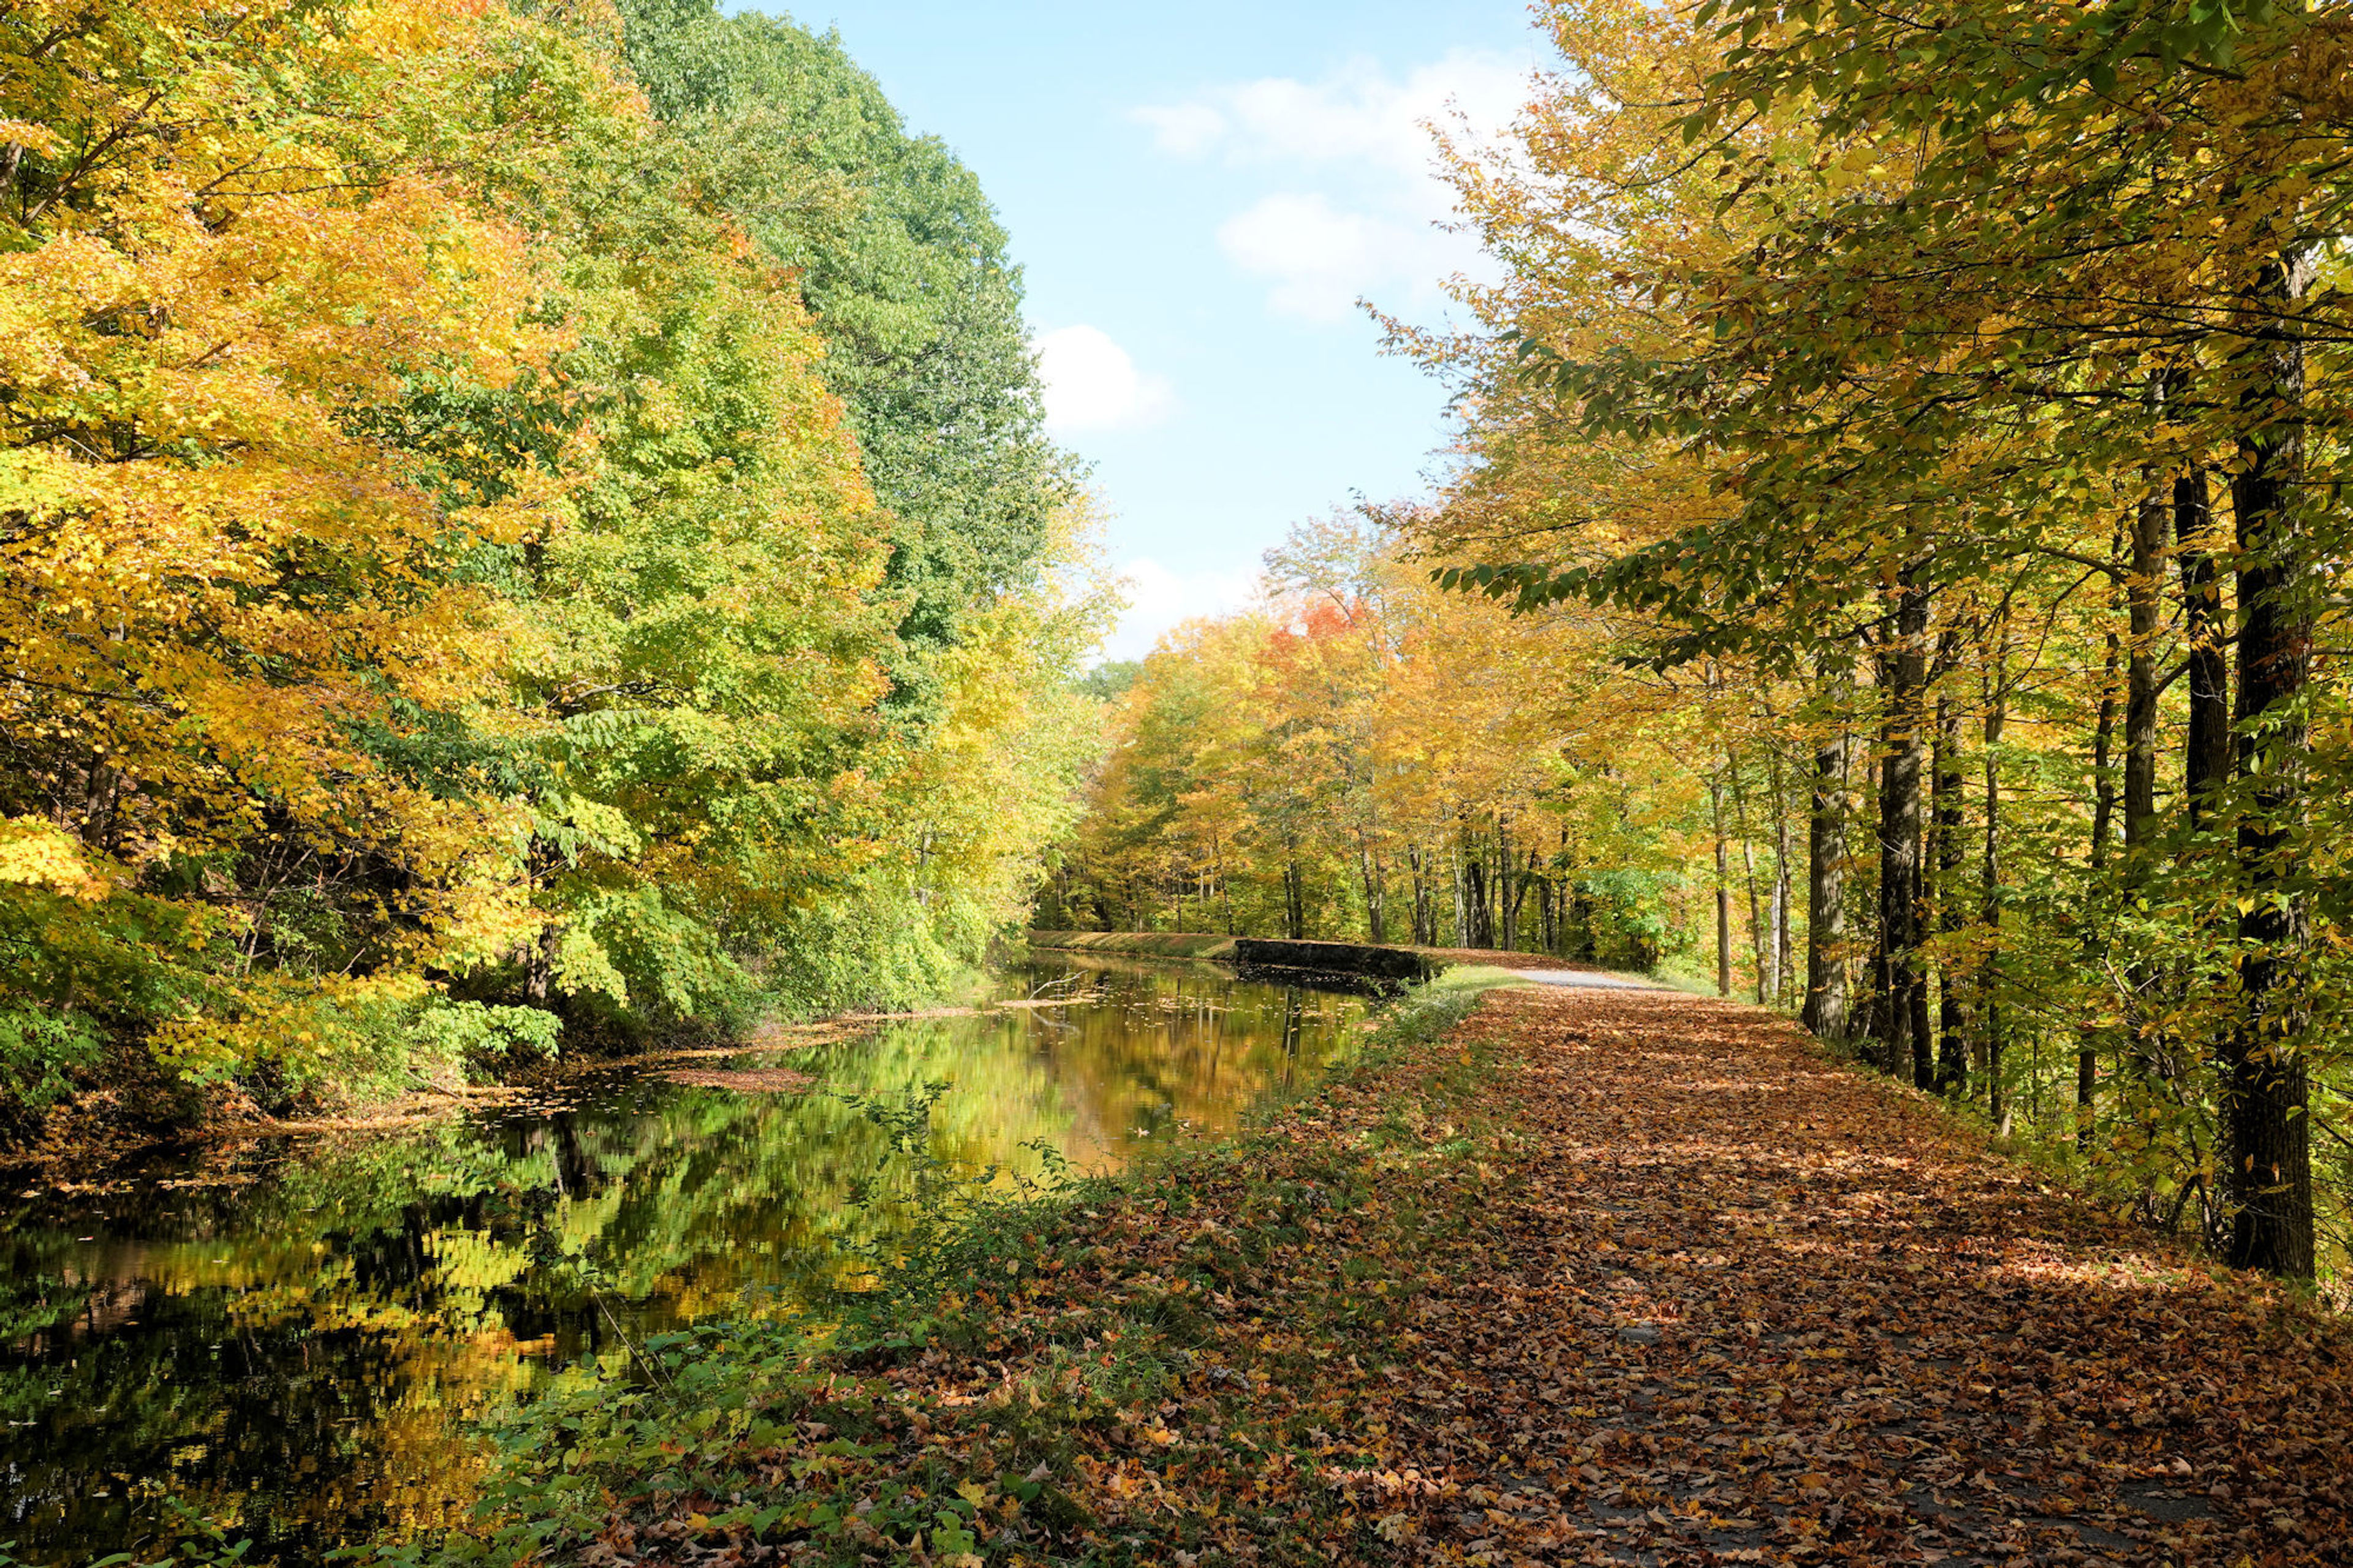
[532,982,2353,1568]
[1372,985,2352,1565]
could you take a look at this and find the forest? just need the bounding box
[1050,0,2353,1283]
[12,0,2353,1562]
[0,0,1108,1142]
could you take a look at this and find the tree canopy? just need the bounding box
[0,0,1107,1135]
[1056,0,2353,1284]
[613,0,1074,683]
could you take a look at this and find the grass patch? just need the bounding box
[1640,964,1739,998]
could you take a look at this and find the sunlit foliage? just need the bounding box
[1042,515,1697,972]
[1403,0,2353,1278]
[0,0,1107,1133]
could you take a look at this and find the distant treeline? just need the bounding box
[1036,515,1682,975]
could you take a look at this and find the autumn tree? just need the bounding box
[1,0,558,1094]
[0,0,1108,1131]
[1397,0,2353,1277]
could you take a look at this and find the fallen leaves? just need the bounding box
[509,983,2353,1567]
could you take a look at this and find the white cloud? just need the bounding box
[1217,193,1442,324]
[1137,51,1529,320]
[1101,558,1259,662]
[1034,324,1175,434]
[1131,102,1226,157]
[1167,52,1527,181]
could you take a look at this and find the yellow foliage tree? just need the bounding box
[1,0,573,1070]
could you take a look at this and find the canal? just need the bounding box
[0,955,1368,1563]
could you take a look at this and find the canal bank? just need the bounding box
[1024,929,1646,985]
[430,966,1526,1566]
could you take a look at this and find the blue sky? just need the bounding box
[745,1,1547,657]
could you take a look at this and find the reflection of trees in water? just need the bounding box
[1028,956,1354,1158]
[0,959,1362,1564]
[0,1263,534,1559]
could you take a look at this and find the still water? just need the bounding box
[0,956,1365,1564]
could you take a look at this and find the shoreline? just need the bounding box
[421,968,1530,1563]
[3,945,1625,1175]
[1,967,1147,1172]
[1026,928,1651,980]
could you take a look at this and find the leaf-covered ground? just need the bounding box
[503,983,2353,1567]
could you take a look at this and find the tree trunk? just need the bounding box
[1768,740,1794,1010]
[1421,843,1438,945]
[1452,836,1468,947]
[526,923,556,1003]
[2224,249,2316,1278]
[1496,817,1517,952]
[1980,608,2012,1134]
[2117,483,2173,1088]
[1803,713,1849,1038]
[2080,606,2121,1148]
[1530,857,1541,949]
[2176,467,2230,828]
[1862,650,1892,1051]
[1933,649,1967,1094]
[1732,759,1769,1004]
[1402,843,1421,941]
[2124,488,2168,847]
[1710,775,1732,997]
[1879,573,1930,1086]
[1359,843,1386,944]
[1456,819,1494,950]
[2091,623,2121,862]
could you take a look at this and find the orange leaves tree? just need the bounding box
[1046,515,1692,965]
[0,0,1105,1125]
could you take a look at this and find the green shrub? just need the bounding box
[0,1005,102,1114]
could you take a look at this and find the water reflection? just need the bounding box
[0,957,1362,1563]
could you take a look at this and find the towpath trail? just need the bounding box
[1362,984,2352,1565]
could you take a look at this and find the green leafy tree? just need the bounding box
[613,0,1074,692]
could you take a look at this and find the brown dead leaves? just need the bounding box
[659,1067,817,1094]
[1313,987,2353,1566]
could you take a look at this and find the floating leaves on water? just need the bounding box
[660,1067,819,1095]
